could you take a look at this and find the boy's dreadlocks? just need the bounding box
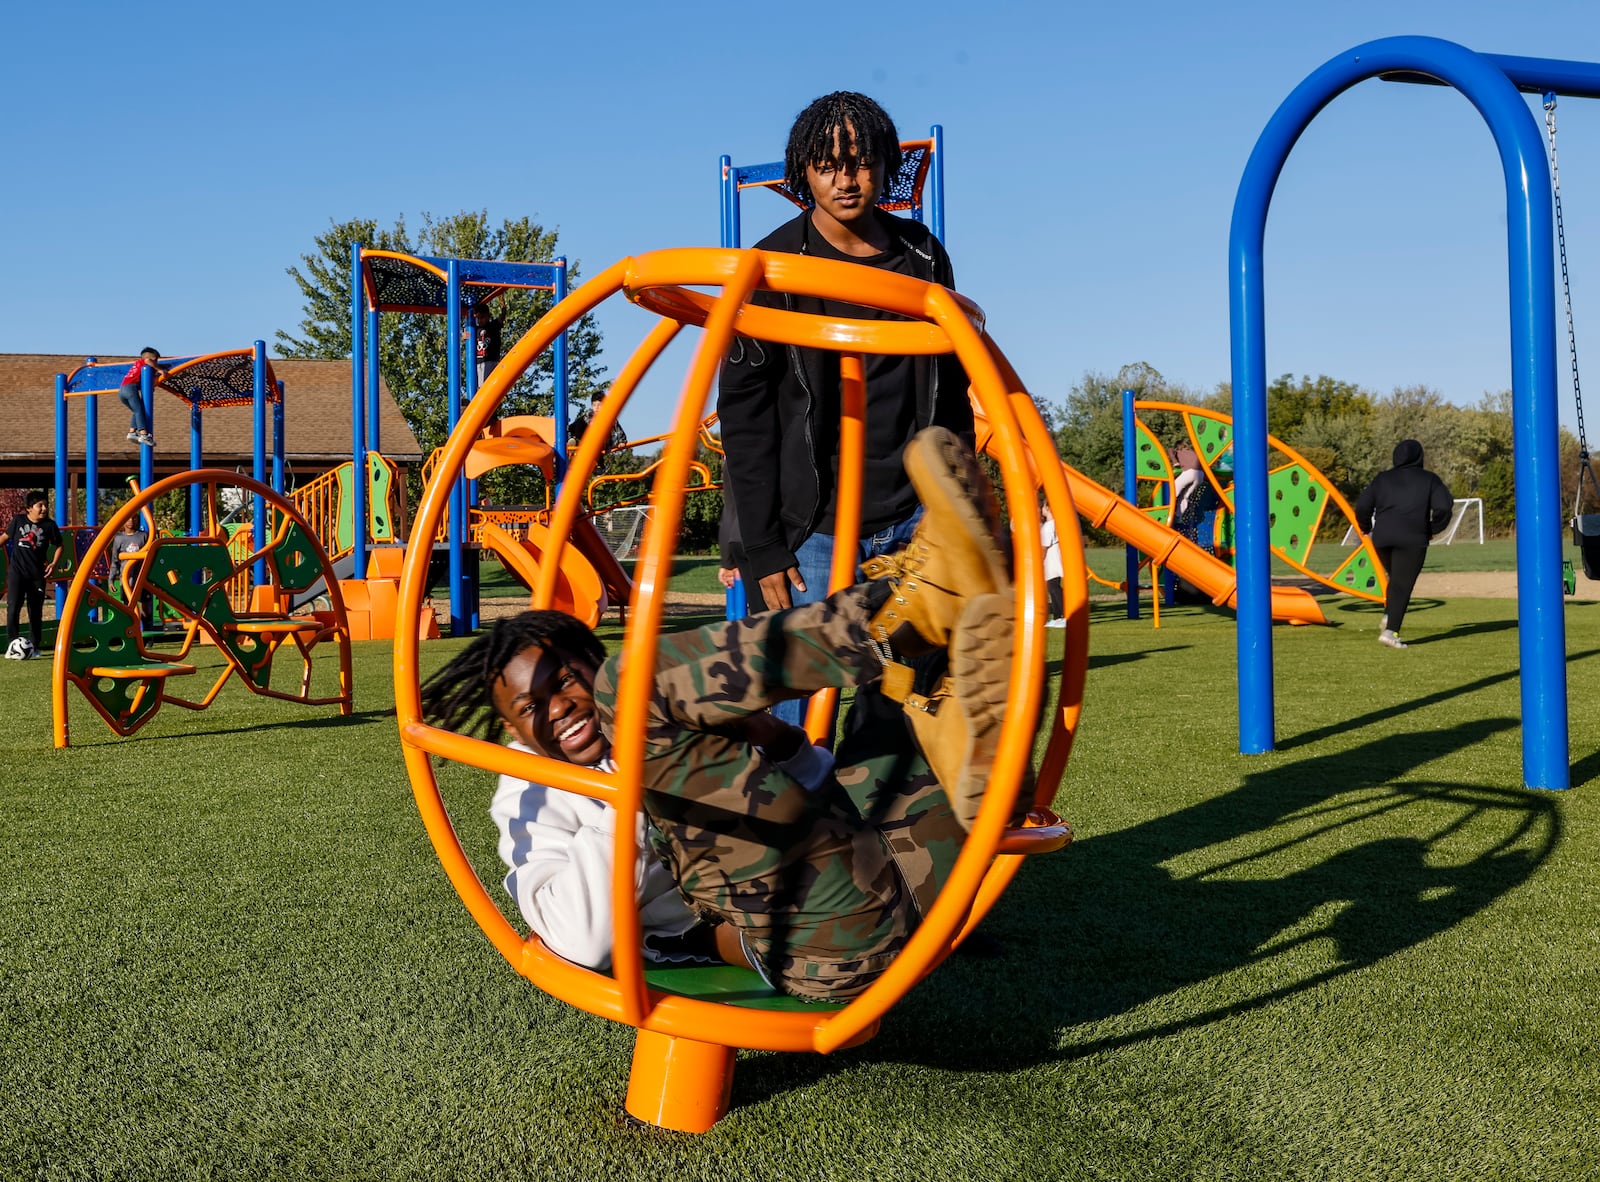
[784,91,902,206]
[420,610,606,741]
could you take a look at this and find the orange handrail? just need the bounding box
[289,463,349,561]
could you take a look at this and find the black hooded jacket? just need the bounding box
[716,209,973,581]
[1354,440,1454,548]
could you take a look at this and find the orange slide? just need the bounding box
[478,521,609,629]
[1055,462,1327,625]
[969,402,1325,625]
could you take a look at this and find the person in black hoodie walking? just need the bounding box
[718,91,972,730]
[1355,440,1454,649]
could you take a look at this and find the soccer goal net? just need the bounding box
[590,505,651,560]
[1341,498,1484,545]
[1436,498,1485,544]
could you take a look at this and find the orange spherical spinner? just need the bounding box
[392,247,1088,1132]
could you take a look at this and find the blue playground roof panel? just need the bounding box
[361,250,566,314]
[63,350,281,408]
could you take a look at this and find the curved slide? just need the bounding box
[1057,462,1327,625]
[969,404,1324,625]
[479,521,609,629]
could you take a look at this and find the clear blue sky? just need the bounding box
[4,0,1598,432]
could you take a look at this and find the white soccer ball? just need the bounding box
[5,637,36,660]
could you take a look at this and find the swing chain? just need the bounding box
[1546,93,1588,457]
[1545,93,1599,519]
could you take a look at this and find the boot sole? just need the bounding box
[903,428,1011,595]
[949,593,1015,829]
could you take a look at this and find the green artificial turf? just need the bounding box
[5,589,1598,1179]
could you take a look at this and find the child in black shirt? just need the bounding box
[2,492,63,655]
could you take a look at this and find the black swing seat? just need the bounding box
[1572,515,1600,580]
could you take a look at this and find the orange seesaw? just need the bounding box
[393,247,1087,1132]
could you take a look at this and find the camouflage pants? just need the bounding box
[591,581,967,1001]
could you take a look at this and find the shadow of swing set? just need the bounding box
[50,471,353,747]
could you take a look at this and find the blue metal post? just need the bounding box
[273,381,285,496]
[721,157,741,248]
[139,362,155,493]
[720,154,734,247]
[928,124,946,242]
[1230,36,1565,787]
[446,259,465,636]
[84,374,99,530]
[1123,389,1140,619]
[351,243,369,584]
[553,259,571,486]
[466,316,481,510]
[189,403,203,535]
[54,373,68,614]
[252,342,268,585]
[465,312,480,632]
[367,307,381,454]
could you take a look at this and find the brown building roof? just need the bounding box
[0,353,423,486]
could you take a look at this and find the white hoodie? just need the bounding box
[489,746,698,970]
[488,739,837,970]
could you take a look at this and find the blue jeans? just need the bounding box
[118,383,150,434]
[771,508,923,736]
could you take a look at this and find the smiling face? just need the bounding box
[490,642,607,766]
[805,122,886,239]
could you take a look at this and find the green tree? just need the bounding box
[1266,373,1373,442]
[1051,361,1178,491]
[1289,407,1377,501]
[1046,362,1185,545]
[277,211,609,507]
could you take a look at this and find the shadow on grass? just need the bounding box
[1277,647,1600,752]
[66,707,394,747]
[736,717,1559,1100]
[1563,745,1600,790]
[1406,617,1520,645]
[1087,645,1190,670]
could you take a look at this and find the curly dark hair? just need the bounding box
[420,610,606,740]
[784,91,902,206]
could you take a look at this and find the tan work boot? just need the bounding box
[862,427,1010,656]
[902,592,1021,832]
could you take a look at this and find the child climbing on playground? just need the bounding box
[717,90,972,733]
[421,428,1024,1000]
[469,303,504,386]
[2,491,63,658]
[118,347,163,448]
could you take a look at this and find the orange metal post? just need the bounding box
[624,1030,737,1134]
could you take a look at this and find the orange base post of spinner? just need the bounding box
[624,1029,736,1133]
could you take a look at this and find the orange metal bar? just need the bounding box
[812,282,1046,1054]
[535,318,682,610]
[1010,393,1090,808]
[608,251,767,1030]
[803,352,865,740]
[394,258,632,994]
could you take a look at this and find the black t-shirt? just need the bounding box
[6,514,62,583]
[804,230,920,535]
[478,319,503,370]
